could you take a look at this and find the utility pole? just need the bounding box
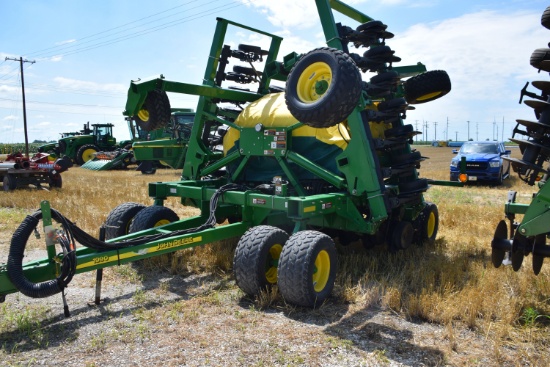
[415,120,418,142]
[476,122,479,141]
[455,131,458,141]
[446,117,449,141]
[433,121,438,140]
[502,117,504,141]
[5,56,35,158]
[424,121,429,142]
[467,120,470,141]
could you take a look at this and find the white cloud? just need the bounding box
[53,77,126,94]
[385,9,550,140]
[3,115,18,121]
[241,0,318,29]
[55,39,76,46]
[36,121,51,127]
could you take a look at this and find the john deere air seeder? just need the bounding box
[491,6,550,275]
[0,0,453,313]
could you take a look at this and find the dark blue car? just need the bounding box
[450,141,511,185]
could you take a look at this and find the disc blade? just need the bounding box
[491,220,509,268]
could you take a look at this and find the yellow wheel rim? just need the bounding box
[416,91,441,101]
[81,148,96,162]
[137,109,150,122]
[296,62,332,103]
[265,244,283,284]
[313,250,330,293]
[154,219,171,227]
[426,211,436,238]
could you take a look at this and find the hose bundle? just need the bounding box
[7,211,76,298]
[7,183,249,298]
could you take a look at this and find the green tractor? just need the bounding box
[37,130,91,157]
[58,122,121,165]
[0,0,459,311]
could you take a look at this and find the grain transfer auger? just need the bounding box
[491,6,550,275]
[0,0,454,312]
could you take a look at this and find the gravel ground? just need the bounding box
[0,263,528,367]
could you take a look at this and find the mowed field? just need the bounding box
[0,145,549,367]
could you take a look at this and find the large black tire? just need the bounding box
[277,230,338,308]
[104,202,146,240]
[48,173,62,189]
[3,174,17,191]
[530,48,550,72]
[542,6,550,30]
[233,225,289,296]
[404,70,451,104]
[133,89,171,132]
[285,47,362,128]
[414,202,439,246]
[129,205,179,233]
[76,144,99,165]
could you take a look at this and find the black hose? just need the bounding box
[7,183,249,299]
[7,213,76,298]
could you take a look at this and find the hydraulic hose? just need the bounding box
[7,212,76,298]
[7,183,249,299]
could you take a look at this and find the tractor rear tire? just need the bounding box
[133,89,171,132]
[104,202,146,240]
[404,70,451,104]
[76,144,99,166]
[530,48,550,72]
[285,47,362,128]
[129,205,179,233]
[277,230,337,308]
[233,225,289,296]
[3,174,17,191]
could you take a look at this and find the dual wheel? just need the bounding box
[103,202,179,240]
[233,225,337,308]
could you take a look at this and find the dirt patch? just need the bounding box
[0,264,533,367]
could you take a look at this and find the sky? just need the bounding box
[1,0,549,144]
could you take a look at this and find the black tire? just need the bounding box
[104,202,146,240]
[542,6,550,30]
[76,144,99,165]
[238,44,268,56]
[233,225,289,296]
[530,48,550,72]
[129,206,179,233]
[277,230,337,308]
[404,70,451,104]
[58,140,67,155]
[3,174,17,191]
[285,47,362,128]
[232,65,261,77]
[496,169,504,186]
[389,221,414,251]
[133,89,171,132]
[415,202,439,246]
[138,161,157,175]
[48,174,62,189]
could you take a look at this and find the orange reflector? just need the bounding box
[459,173,468,183]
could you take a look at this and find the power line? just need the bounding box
[45,1,246,59]
[24,0,203,57]
[0,96,121,109]
[28,0,245,60]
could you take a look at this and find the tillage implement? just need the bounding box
[491,5,550,275]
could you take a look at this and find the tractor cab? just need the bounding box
[92,123,116,148]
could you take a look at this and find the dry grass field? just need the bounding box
[0,146,549,366]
